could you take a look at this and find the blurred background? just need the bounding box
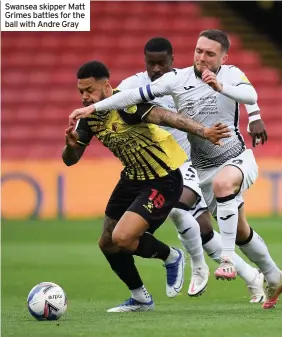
[2,0,282,219]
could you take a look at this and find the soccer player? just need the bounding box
[117,36,266,302]
[69,31,282,310]
[63,60,230,312]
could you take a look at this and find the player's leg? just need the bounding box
[169,162,209,296]
[100,178,154,312]
[236,206,282,309]
[112,168,185,298]
[199,210,265,303]
[212,149,258,280]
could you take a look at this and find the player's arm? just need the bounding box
[202,68,257,105]
[69,73,174,124]
[62,119,93,166]
[142,106,231,146]
[245,103,268,147]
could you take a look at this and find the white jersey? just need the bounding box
[147,65,249,169]
[117,71,191,157]
[95,65,258,169]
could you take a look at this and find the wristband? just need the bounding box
[248,114,261,123]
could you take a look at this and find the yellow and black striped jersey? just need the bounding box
[76,91,187,180]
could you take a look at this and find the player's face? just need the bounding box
[77,78,110,106]
[194,37,228,77]
[145,51,173,81]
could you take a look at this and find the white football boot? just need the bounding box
[188,264,209,297]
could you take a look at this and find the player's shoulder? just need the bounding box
[220,65,245,75]
[161,67,193,82]
[118,71,149,89]
[171,66,193,76]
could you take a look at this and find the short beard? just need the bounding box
[193,64,220,79]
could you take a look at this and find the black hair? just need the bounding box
[144,37,173,55]
[199,29,230,52]
[77,61,110,79]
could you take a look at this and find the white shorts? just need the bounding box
[197,149,258,217]
[179,161,208,219]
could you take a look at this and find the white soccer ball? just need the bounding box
[27,282,67,320]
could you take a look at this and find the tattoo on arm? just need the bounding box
[145,107,206,139]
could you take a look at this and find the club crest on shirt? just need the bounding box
[112,122,119,132]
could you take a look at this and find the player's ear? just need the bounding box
[221,53,228,65]
[171,54,175,62]
[104,79,111,89]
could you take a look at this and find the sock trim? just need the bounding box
[175,201,190,211]
[216,193,236,203]
[236,227,254,246]
[193,207,208,218]
[238,202,244,209]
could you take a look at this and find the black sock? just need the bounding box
[103,251,143,290]
[134,232,170,261]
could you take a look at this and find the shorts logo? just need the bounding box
[184,167,196,181]
[232,159,243,165]
[143,189,165,213]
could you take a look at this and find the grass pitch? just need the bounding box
[2,217,282,337]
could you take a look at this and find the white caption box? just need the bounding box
[1,0,90,31]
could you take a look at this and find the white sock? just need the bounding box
[170,208,206,268]
[216,196,238,259]
[165,247,179,265]
[202,230,222,263]
[239,228,281,286]
[131,285,151,303]
[203,230,257,284]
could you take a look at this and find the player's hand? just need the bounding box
[69,105,95,126]
[65,126,79,147]
[202,69,223,92]
[204,123,231,146]
[248,119,268,147]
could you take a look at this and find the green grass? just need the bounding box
[2,217,282,337]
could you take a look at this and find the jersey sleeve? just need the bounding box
[94,72,177,112]
[245,103,260,114]
[117,75,140,90]
[228,66,253,86]
[121,103,155,123]
[75,119,93,146]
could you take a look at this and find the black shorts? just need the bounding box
[105,169,183,234]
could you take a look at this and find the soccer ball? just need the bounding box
[27,282,67,320]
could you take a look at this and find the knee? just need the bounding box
[98,235,116,253]
[213,177,235,197]
[112,230,134,250]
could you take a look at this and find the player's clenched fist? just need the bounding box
[202,69,223,92]
[65,126,79,147]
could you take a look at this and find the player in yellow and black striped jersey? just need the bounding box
[76,89,187,180]
[62,61,231,312]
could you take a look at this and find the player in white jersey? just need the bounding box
[118,37,265,302]
[69,31,282,309]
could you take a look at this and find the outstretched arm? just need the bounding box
[144,106,231,145]
[69,73,174,125]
